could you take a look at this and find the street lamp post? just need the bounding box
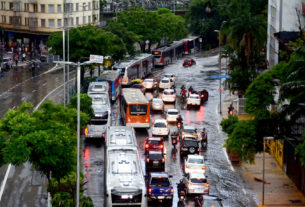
[262,136,274,206]
[62,30,66,106]
[214,29,221,114]
[199,37,202,53]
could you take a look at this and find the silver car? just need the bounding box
[183,173,209,195]
[87,82,109,96]
[151,98,164,111]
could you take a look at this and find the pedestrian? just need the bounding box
[14,55,18,67]
[22,53,26,62]
[0,64,3,77]
[31,62,36,76]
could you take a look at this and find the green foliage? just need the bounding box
[296,133,305,167]
[220,115,239,135]
[50,172,94,207]
[225,120,257,163]
[69,93,94,120]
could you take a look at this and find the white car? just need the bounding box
[184,154,206,174]
[187,93,201,106]
[166,109,179,123]
[159,78,171,90]
[164,73,176,82]
[162,89,176,103]
[143,79,154,89]
[87,82,108,96]
[152,119,169,137]
[183,173,209,195]
[151,98,164,111]
[181,126,200,140]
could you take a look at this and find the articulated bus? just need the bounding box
[96,70,121,102]
[113,53,154,86]
[151,40,184,67]
[120,88,150,128]
[182,36,200,55]
[105,126,147,207]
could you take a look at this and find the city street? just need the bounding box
[82,53,259,207]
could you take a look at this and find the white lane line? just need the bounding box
[0,76,75,202]
[32,90,37,93]
[0,164,11,201]
[222,148,235,172]
[242,188,247,195]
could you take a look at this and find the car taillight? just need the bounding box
[188,182,194,186]
[202,166,206,169]
[145,144,149,148]
[160,144,163,149]
[201,94,204,97]
[84,127,89,135]
[127,117,131,122]
[204,183,209,188]
[171,188,174,195]
[146,158,150,162]
[186,164,190,168]
[145,117,149,122]
[162,158,165,163]
[148,188,152,194]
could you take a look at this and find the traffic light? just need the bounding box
[228,104,234,115]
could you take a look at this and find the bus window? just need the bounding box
[129,104,147,115]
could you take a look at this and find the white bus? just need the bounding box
[113,53,154,86]
[105,126,147,207]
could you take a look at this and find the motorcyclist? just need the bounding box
[177,179,186,195]
[181,88,187,101]
[188,86,194,95]
[181,85,186,90]
[177,115,183,124]
[171,84,176,92]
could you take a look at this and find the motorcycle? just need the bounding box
[171,133,179,148]
[200,90,209,103]
[181,93,186,103]
[177,121,183,130]
[178,190,186,202]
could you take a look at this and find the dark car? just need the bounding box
[130,83,146,93]
[183,59,196,67]
[146,151,165,171]
[144,137,165,154]
[180,138,200,156]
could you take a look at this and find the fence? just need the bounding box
[46,55,60,64]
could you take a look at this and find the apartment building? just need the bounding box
[0,0,99,51]
[267,0,305,68]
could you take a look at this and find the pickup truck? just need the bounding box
[146,172,173,204]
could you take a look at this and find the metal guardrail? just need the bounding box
[46,55,60,64]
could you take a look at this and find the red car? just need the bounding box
[183,59,196,67]
[144,137,164,154]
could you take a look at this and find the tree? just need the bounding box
[68,93,94,120]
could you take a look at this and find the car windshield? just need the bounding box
[190,178,207,184]
[168,111,178,115]
[154,122,166,128]
[184,59,190,62]
[148,140,161,145]
[182,140,198,147]
[90,120,108,125]
[183,128,197,134]
[190,95,200,99]
[164,91,174,95]
[131,84,142,88]
[151,177,170,187]
[129,104,147,115]
[161,79,169,83]
[145,79,153,82]
[153,99,163,104]
[189,158,204,164]
[148,152,163,160]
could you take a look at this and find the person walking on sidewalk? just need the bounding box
[14,55,19,67]
[22,53,26,62]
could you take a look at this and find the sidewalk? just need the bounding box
[222,93,305,207]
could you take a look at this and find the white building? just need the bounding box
[267,0,305,68]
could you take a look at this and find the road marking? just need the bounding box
[242,188,247,195]
[222,148,234,172]
[0,164,11,201]
[42,83,47,87]
[0,75,75,203]
[32,90,37,93]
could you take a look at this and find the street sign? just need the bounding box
[210,75,230,79]
[89,54,104,64]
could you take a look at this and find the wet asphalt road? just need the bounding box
[83,54,259,207]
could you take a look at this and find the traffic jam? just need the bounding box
[83,36,225,207]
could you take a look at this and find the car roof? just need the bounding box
[163,89,174,92]
[154,119,167,123]
[183,126,196,130]
[147,137,163,141]
[167,109,178,112]
[164,73,174,76]
[187,154,204,159]
[161,77,170,81]
[152,98,163,102]
[189,173,206,179]
[150,172,169,178]
[148,151,163,155]
[190,93,199,97]
[144,78,154,81]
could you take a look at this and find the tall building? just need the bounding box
[0,0,99,52]
[267,0,305,68]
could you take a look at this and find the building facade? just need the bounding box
[267,0,305,68]
[0,0,99,53]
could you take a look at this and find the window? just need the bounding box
[70,17,73,26]
[83,16,86,24]
[40,4,45,13]
[76,17,79,25]
[48,4,54,13]
[9,16,13,24]
[82,3,87,11]
[41,19,45,27]
[25,17,29,26]
[1,2,5,10]
[33,4,37,12]
[57,4,61,13]
[76,3,79,11]
[64,18,68,26]
[9,2,13,10]
[88,16,91,23]
[64,3,72,12]
[57,19,61,27]
[48,19,54,28]
[24,3,29,11]
[1,15,6,23]
[88,2,91,10]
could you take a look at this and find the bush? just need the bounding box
[220,115,239,135]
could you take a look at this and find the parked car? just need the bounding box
[151,98,164,112]
[152,119,169,138]
[159,77,172,90]
[183,59,196,67]
[143,78,155,90]
[144,137,165,154]
[180,138,200,157]
[161,89,176,103]
[146,172,174,204]
[183,173,209,195]
[184,154,206,174]
[181,126,200,141]
[165,109,180,123]
[146,151,165,171]
[130,83,146,93]
[187,93,201,108]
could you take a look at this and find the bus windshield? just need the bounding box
[129,104,147,115]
